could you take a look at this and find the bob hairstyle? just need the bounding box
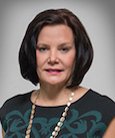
[19,8,93,88]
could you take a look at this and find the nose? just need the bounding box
[48,49,59,64]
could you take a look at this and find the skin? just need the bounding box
[35,24,115,136]
[35,24,78,106]
[103,118,115,138]
[36,25,76,87]
[2,129,4,138]
[2,24,115,137]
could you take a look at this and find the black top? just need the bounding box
[0,89,115,138]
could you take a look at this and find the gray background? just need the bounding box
[0,0,115,109]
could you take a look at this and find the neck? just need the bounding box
[36,83,73,106]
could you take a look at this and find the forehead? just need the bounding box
[37,24,74,44]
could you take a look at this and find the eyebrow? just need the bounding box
[37,42,74,47]
[37,43,49,47]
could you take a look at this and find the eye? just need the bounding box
[59,47,70,53]
[37,47,48,52]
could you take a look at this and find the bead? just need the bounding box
[29,119,33,124]
[55,131,58,136]
[32,104,36,109]
[57,121,63,127]
[52,131,55,136]
[32,110,35,114]
[69,97,73,101]
[65,107,69,112]
[26,129,31,134]
[71,92,75,96]
[25,91,75,138]
[27,124,32,130]
[62,112,67,117]
[25,134,30,138]
[54,126,60,132]
[50,136,54,138]
[67,102,71,107]
[52,131,58,136]
[30,114,34,120]
[60,117,65,122]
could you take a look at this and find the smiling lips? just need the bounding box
[45,69,64,74]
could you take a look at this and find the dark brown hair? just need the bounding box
[19,8,93,88]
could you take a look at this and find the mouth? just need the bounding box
[44,69,64,74]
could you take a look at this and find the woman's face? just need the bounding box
[36,24,76,86]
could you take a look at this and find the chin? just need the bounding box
[43,79,66,86]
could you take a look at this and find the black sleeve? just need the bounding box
[0,92,32,131]
[102,95,115,124]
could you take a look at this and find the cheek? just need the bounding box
[36,52,39,66]
[36,51,42,68]
[65,53,76,69]
[67,59,75,69]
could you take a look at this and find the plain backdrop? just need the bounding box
[0,0,115,109]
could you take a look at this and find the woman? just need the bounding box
[0,8,115,138]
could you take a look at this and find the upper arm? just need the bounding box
[0,122,4,138]
[103,118,115,138]
[2,129,5,138]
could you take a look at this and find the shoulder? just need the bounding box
[0,91,32,117]
[79,89,115,125]
[0,91,33,131]
[1,91,32,108]
[89,89,115,118]
[89,89,115,105]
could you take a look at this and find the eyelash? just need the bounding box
[59,47,70,52]
[37,47,48,52]
[37,47,70,53]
